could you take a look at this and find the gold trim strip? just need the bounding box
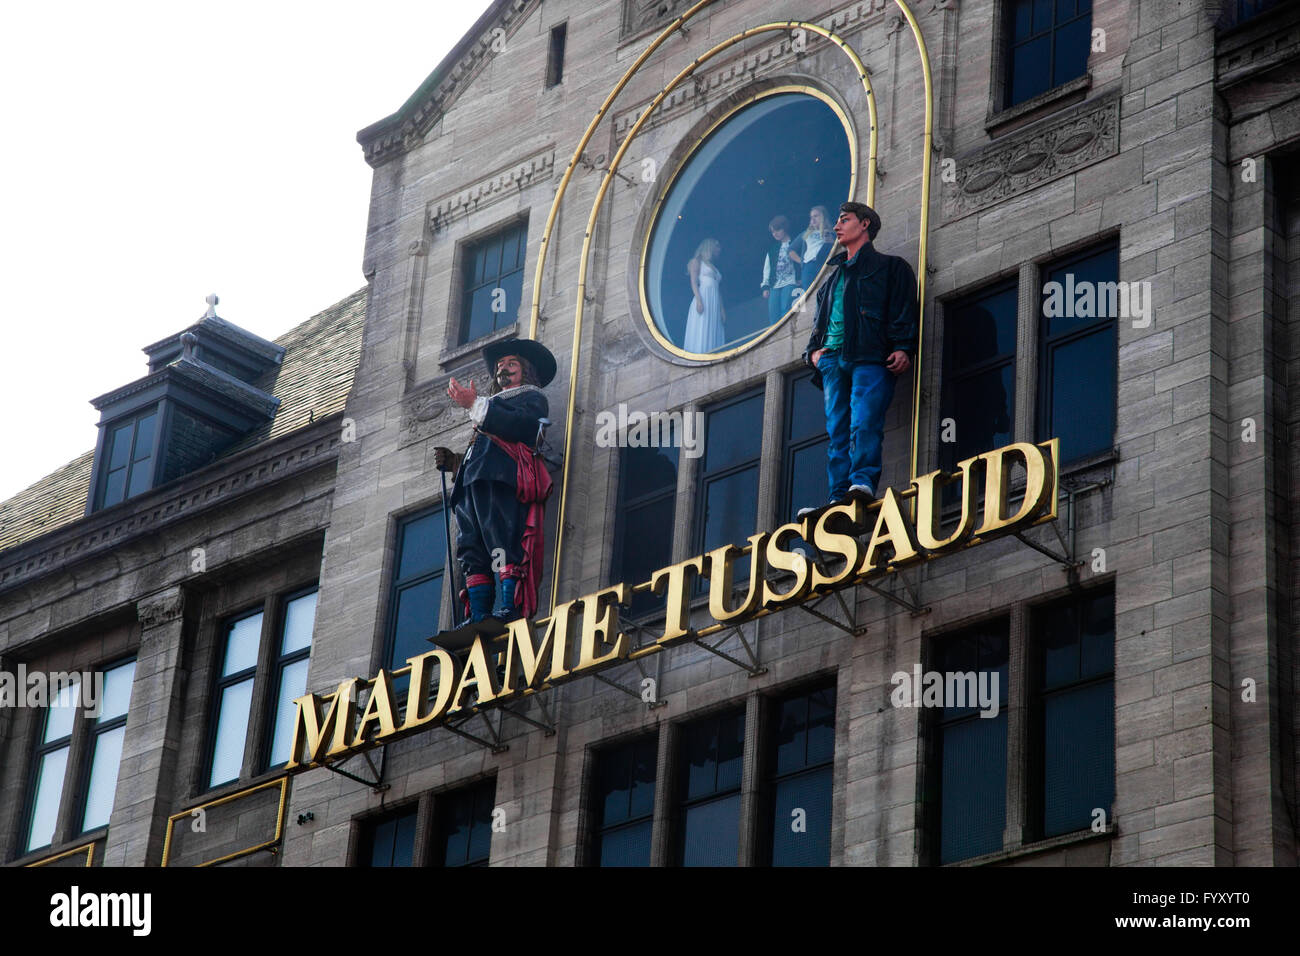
[25,841,95,867]
[160,776,289,868]
[893,0,934,495]
[636,84,859,361]
[528,0,717,337]
[550,21,879,610]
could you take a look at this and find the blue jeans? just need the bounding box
[768,284,797,323]
[818,351,896,500]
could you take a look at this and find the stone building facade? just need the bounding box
[3,0,1298,867]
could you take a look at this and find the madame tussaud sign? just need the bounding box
[283,439,1059,772]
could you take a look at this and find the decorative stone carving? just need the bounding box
[942,91,1120,221]
[620,0,694,40]
[613,2,886,142]
[427,147,556,232]
[137,588,184,629]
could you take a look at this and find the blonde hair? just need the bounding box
[803,205,834,243]
[688,238,720,271]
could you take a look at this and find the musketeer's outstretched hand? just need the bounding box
[447,376,478,409]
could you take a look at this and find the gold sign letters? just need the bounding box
[284,439,1058,771]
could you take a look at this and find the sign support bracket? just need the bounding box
[320,747,389,792]
[694,623,767,677]
[443,710,509,754]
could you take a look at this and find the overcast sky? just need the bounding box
[0,0,492,502]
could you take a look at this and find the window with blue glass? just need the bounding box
[22,658,137,854]
[694,389,764,593]
[460,220,527,344]
[591,735,657,866]
[433,777,496,867]
[940,279,1016,473]
[926,619,1010,865]
[1031,587,1114,840]
[675,709,745,866]
[386,507,447,674]
[23,677,82,853]
[360,805,418,867]
[1004,0,1092,108]
[612,445,678,619]
[264,588,318,769]
[207,609,262,788]
[79,659,137,834]
[781,369,829,519]
[762,683,835,866]
[206,586,317,788]
[95,407,159,509]
[1037,242,1118,465]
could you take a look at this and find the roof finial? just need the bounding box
[204,293,219,319]
[180,332,198,360]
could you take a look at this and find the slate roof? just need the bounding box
[0,287,367,556]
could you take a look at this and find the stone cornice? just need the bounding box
[0,417,344,596]
[941,90,1120,222]
[427,146,556,232]
[357,0,542,168]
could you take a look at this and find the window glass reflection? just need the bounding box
[645,91,852,355]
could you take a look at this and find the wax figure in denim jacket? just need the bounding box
[434,339,555,624]
[800,201,918,511]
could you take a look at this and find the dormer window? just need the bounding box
[86,296,283,515]
[96,408,159,509]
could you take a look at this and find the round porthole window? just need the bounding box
[640,87,855,360]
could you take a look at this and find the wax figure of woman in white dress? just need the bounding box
[788,205,837,295]
[684,238,726,353]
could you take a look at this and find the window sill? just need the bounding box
[948,822,1115,866]
[438,322,520,373]
[985,74,1091,139]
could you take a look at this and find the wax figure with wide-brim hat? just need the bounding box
[433,338,556,636]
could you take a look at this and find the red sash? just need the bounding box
[486,434,553,619]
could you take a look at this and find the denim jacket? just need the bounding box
[801,243,919,389]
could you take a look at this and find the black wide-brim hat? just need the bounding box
[482,337,557,387]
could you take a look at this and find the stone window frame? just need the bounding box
[353,801,422,868]
[916,579,1117,866]
[347,773,498,867]
[196,580,320,797]
[446,214,530,352]
[690,386,766,593]
[379,501,454,679]
[15,652,138,859]
[584,731,660,866]
[544,20,567,89]
[922,230,1123,488]
[576,672,840,866]
[985,0,1094,137]
[754,678,838,866]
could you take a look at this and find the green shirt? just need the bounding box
[823,251,858,350]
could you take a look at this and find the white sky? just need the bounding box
[0,0,493,502]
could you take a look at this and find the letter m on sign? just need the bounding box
[284,678,359,770]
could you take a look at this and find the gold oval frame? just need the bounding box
[636,84,857,362]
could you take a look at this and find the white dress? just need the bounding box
[684,261,725,353]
